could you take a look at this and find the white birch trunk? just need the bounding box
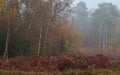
[38,25,43,56]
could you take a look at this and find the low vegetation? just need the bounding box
[0,51,119,75]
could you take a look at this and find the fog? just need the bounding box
[71,0,120,51]
[73,0,120,10]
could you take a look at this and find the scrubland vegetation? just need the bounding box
[0,50,119,75]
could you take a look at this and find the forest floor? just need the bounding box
[0,48,120,75]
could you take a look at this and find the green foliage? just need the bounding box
[60,40,69,52]
[0,34,6,57]
[8,29,35,57]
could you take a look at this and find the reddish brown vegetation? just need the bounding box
[84,55,111,69]
[0,50,119,72]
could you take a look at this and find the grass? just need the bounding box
[0,70,120,75]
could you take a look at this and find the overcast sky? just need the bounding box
[73,0,120,10]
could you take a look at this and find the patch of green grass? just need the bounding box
[0,70,7,75]
[0,70,120,75]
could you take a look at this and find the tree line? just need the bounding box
[73,1,120,50]
[0,0,82,59]
[0,0,120,59]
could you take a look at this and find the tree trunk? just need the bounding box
[4,18,10,60]
[99,24,102,48]
[102,30,105,50]
[37,25,43,56]
[105,27,108,49]
[43,26,49,55]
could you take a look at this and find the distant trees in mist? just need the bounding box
[73,1,120,50]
